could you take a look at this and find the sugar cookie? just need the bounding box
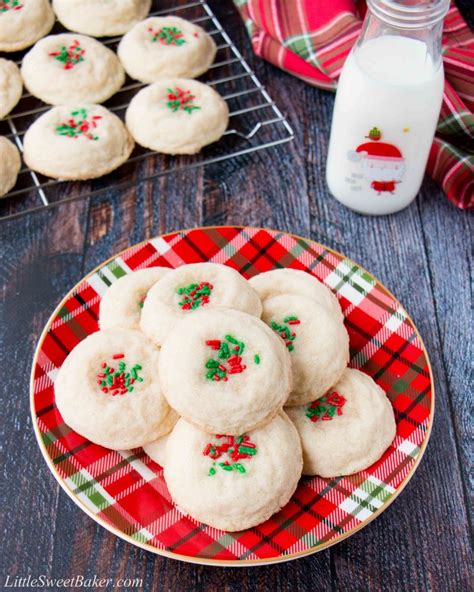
[22,34,125,105]
[143,430,173,468]
[0,136,21,197]
[0,59,22,119]
[159,308,292,435]
[100,267,171,331]
[0,0,54,52]
[125,78,229,154]
[23,104,134,180]
[286,368,396,477]
[117,16,216,83]
[55,328,176,450]
[249,269,342,319]
[52,0,152,37]
[140,262,262,346]
[164,413,302,531]
[262,294,349,406]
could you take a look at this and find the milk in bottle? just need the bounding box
[326,0,449,215]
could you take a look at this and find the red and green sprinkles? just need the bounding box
[96,354,143,396]
[0,0,23,12]
[306,392,347,422]
[166,87,201,114]
[149,26,186,45]
[176,281,213,310]
[270,315,301,351]
[55,109,102,140]
[49,39,85,70]
[205,335,247,381]
[203,434,257,476]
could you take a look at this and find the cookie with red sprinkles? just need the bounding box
[125,78,229,154]
[286,368,396,477]
[22,34,125,105]
[164,413,302,531]
[0,58,22,119]
[55,328,177,450]
[158,307,292,435]
[140,262,262,346]
[0,0,54,52]
[100,267,171,331]
[23,104,134,180]
[262,293,349,405]
[117,16,216,83]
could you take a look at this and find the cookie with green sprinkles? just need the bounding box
[125,78,229,155]
[99,267,171,331]
[118,16,216,83]
[0,0,54,52]
[140,262,262,346]
[262,293,349,406]
[164,413,302,531]
[286,368,396,477]
[159,307,292,435]
[55,328,177,450]
[22,34,125,105]
[23,104,134,180]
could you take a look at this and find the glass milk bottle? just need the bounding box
[326,0,449,215]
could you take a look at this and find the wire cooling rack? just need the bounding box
[0,0,294,222]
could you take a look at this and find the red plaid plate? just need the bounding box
[30,226,434,565]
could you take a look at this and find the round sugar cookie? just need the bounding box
[262,294,349,406]
[0,0,54,52]
[22,34,125,105]
[159,308,292,435]
[0,59,22,119]
[143,430,174,468]
[100,267,171,331]
[0,137,21,197]
[0,136,21,197]
[249,269,342,319]
[55,328,176,450]
[23,104,134,180]
[164,413,302,531]
[286,368,396,477]
[117,16,216,83]
[52,0,152,37]
[140,262,262,346]
[125,78,229,154]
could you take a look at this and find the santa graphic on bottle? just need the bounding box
[348,127,405,194]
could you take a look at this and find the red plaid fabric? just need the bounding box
[32,227,433,563]
[234,0,474,209]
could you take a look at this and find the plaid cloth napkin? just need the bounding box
[234,0,473,209]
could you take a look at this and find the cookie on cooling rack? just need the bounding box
[0,0,54,52]
[117,16,216,83]
[159,308,292,435]
[22,34,125,105]
[52,0,152,37]
[23,104,134,180]
[140,262,262,345]
[100,267,171,331]
[55,328,177,450]
[249,268,342,319]
[125,78,229,154]
[262,293,349,406]
[164,413,302,531]
[0,137,21,197]
[286,368,396,477]
[0,59,22,119]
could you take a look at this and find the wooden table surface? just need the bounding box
[1,2,472,591]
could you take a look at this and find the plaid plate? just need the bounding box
[31,227,433,563]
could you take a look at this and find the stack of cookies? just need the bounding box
[55,263,396,532]
[0,0,229,196]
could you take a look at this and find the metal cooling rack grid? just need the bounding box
[0,0,294,222]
